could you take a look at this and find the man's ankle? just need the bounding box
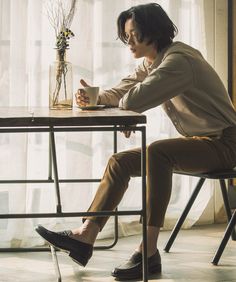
[72,220,100,245]
[136,246,157,258]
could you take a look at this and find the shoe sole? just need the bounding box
[69,250,88,267]
[36,230,88,267]
[44,238,88,267]
[112,264,162,280]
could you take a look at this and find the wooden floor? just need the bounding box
[0,224,235,282]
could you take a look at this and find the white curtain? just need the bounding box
[0,0,228,247]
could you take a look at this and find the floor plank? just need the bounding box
[0,224,235,282]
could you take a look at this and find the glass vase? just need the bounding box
[49,50,73,110]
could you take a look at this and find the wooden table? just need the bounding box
[0,107,146,126]
[0,107,148,281]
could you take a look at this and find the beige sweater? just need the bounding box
[98,41,236,137]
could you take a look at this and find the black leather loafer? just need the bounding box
[111,250,161,280]
[35,225,93,267]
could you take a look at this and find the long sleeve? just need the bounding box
[99,40,236,137]
[118,54,194,113]
[98,60,148,106]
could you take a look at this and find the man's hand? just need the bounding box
[119,125,136,138]
[75,79,91,106]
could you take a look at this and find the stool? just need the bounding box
[164,169,236,264]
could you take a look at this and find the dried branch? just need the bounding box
[45,0,77,40]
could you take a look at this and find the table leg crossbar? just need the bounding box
[0,126,148,282]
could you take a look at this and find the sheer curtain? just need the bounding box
[0,0,228,247]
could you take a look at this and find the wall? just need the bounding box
[233,0,236,103]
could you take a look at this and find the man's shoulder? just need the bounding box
[163,41,203,60]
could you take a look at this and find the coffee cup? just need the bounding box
[81,86,99,106]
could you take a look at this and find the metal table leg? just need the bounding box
[50,128,62,213]
[48,127,120,279]
[141,126,148,282]
[0,125,145,281]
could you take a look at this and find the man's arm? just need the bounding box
[98,60,148,106]
[119,54,194,112]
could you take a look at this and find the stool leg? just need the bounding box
[212,209,236,265]
[50,246,62,282]
[164,177,205,252]
[219,179,236,240]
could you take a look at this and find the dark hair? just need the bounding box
[117,3,178,52]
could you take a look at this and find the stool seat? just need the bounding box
[175,168,236,179]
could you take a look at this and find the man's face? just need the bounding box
[124,18,156,59]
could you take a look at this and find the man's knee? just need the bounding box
[107,152,130,174]
[147,140,172,164]
[108,150,140,176]
[109,152,127,165]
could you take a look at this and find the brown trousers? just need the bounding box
[83,127,236,230]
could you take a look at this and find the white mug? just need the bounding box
[82,86,99,106]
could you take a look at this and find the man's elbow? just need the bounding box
[120,99,137,111]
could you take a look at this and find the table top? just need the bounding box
[0,107,146,127]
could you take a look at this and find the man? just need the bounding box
[36,3,236,280]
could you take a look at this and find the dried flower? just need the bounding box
[46,0,77,53]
